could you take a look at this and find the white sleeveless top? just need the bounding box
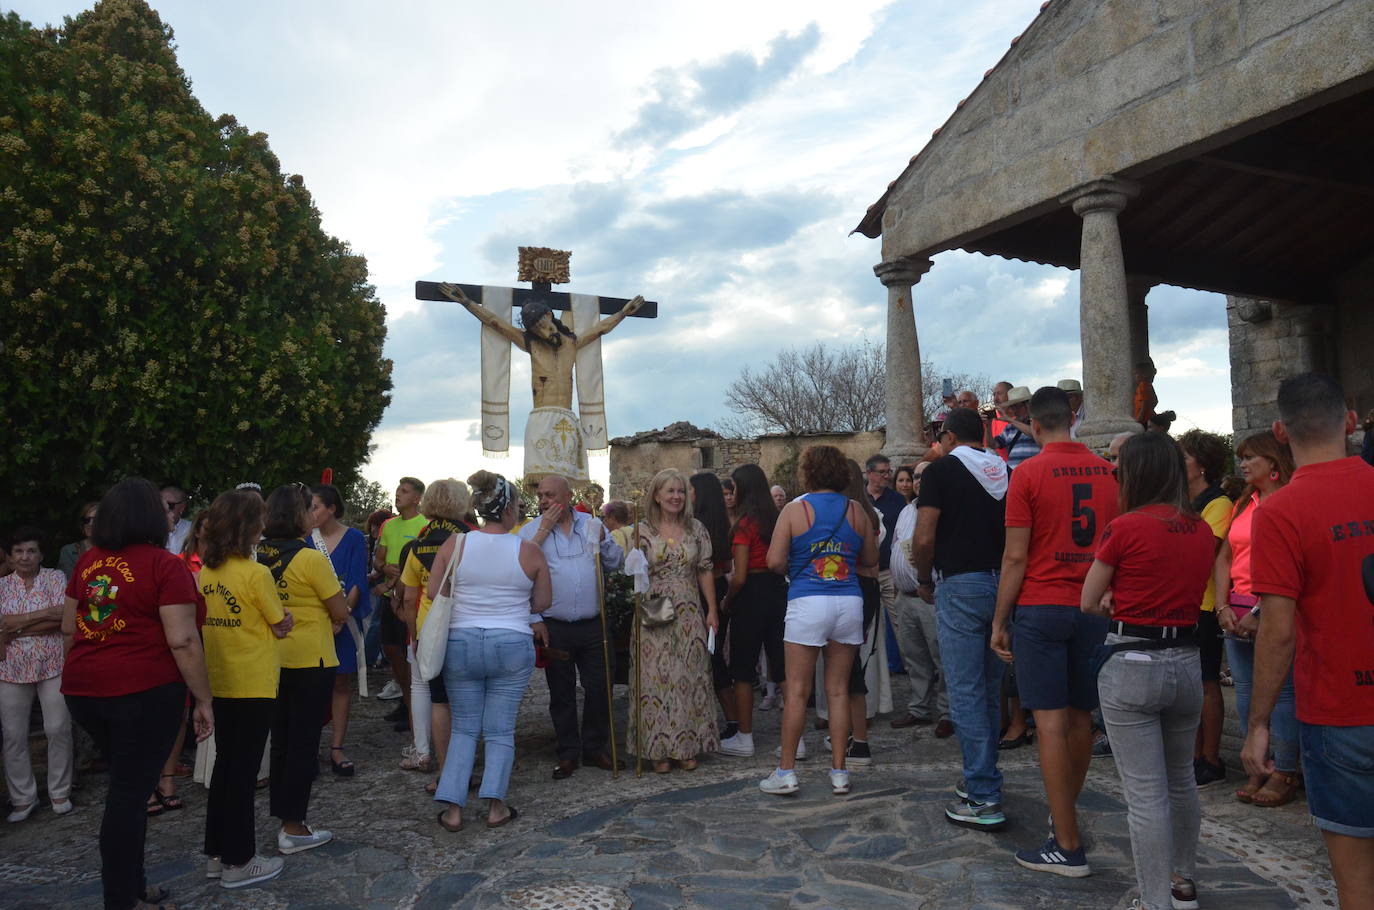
[450,532,534,635]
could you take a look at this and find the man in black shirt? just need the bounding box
[912,407,1010,830]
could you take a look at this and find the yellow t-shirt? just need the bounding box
[199,557,286,699]
[1198,496,1233,613]
[379,514,428,567]
[273,548,344,669]
[400,531,467,631]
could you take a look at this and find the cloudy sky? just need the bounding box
[21,0,1232,487]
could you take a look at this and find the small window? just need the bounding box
[699,446,715,469]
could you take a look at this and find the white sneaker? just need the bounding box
[774,737,807,760]
[759,768,799,795]
[6,803,36,823]
[718,732,755,757]
[220,854,285,889]
[759,694,777,710]
[51,798,74,816]
[377,680,403,700]
[277,825,333,854]
[206,857,223,879]
[830,769,851,795]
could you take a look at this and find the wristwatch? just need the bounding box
[918,577,933,587]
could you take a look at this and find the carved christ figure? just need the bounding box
[437,282,643,409]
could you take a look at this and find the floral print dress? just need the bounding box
[627,519,719,761]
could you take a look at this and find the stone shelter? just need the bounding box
[609,422,887,501]
[857,0,1374,456]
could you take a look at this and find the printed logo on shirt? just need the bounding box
[75,556,137,640]
[1329,519,1374,543]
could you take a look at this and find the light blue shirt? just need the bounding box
[518,510,624,622]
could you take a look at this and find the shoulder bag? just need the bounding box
[636,524,677,628]
[416,534,466,681]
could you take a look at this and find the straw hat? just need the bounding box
[1057,379,1083,393]
[1005,385,1032,405]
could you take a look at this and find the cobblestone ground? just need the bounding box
[1,670,1338,909]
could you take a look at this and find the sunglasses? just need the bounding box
[164,500,185,511]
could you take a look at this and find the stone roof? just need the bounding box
[609,421,721,446]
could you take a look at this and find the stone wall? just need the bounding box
[609,429,888,502]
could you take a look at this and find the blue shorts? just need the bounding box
[1012,605,1108,712]
[1300,721,1374,837]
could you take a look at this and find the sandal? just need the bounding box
[426,779,439,795]
[679,758,698,771]
[146,796,165,817]
[652,761,671,774]
[1235,773,1268,804]
[330,746,355,777]
[436,809,462,832]
[1252,770,1300,808]
[154,776,183,811]
[141,885,170,903]
[487,806,518,829]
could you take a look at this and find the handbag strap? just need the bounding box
[439,532,467,598]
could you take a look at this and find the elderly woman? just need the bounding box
[398,479,471,789]
[258,486,349,855]
[1,527,73,821]
[429,472,549,831]
[628,468,721,773]
[58,503,99,580]
[307,484,369,777]
[62,478,213,910]
[199,491,294,888]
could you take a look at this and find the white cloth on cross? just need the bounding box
[478,286,514,456]
[570,293,608,454]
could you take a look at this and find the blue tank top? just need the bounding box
[787,492,863,599]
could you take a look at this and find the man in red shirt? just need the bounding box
[991,386,1119,878]
[1247,372,1374,909]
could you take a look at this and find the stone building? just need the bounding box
[608,422,887,501]
[856,0,1374,456]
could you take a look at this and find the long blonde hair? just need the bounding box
[642,468,695,530]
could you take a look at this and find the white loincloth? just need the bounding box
[524,406,589,484]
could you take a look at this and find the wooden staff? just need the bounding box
[593,537,619,780]
[632,497,644,778]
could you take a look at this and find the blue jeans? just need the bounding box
[433,628,535,807]
[1098,636,1202,910]
[1224,635,1298,772]
[935,570,1004,805]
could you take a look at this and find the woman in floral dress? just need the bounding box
[629,469,721,772]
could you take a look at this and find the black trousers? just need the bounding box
[728,572,787,686]
[708,576,732,693]
[205,697,273,865]
[848,575,881,695]
[270,666,333,822]
[66,682,186,910]
[543,617,613,761]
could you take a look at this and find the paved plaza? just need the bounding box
[1,670,1337,909]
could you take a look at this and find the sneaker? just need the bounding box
[718,732,755,757]
[206,856,223,879]
[1171,878,1200,910]
[1014,836,1091,878]
[774,737,806,760]
[221,854,285,889]
[954,778,968,800]
[759,694,778,711]
[822,734,873,767]
[377,680,403,700]
[51,798,74,816]
[6,803,36,823]
[759,768,799,795]
[384,703,407,723]
[1091,732,1112,757]
[829,769,851,795]
[945,797,1006,830]
[1194,757,1226,787]
[277,825,333,855]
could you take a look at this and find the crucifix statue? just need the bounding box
[415,247,657,484]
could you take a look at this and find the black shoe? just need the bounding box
[385,704,407,723]
[721,722,739,741]
[393,719,410,732]
[1194,757,1226,787]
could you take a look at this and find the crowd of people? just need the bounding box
[0,371,1371,910]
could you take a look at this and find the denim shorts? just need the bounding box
[1300,721,1374,837]
[1012,604,1108,712]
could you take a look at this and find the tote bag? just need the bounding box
[416,534,465,681]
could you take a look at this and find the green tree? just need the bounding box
[0,1,392,548]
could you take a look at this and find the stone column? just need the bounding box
[1126,276,1154,370]
[1059,177,1143,446]
[874,255,934,464]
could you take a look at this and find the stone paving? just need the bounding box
[1,670,1338,909]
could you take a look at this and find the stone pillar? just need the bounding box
[874,255,934,463]
[1060,177,1143,446]
[1126,276,1154,370]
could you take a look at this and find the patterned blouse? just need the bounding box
[0,568,67,684]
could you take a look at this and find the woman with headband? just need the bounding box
[426,472,550,831]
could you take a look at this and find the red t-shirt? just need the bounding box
[1250,456,1374,726]
[62,544,200,698]
[1095,505,1214,626]
[1006,441,1119,606]
[732,515,770,572]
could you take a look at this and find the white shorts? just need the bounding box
[784,594,864,647]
